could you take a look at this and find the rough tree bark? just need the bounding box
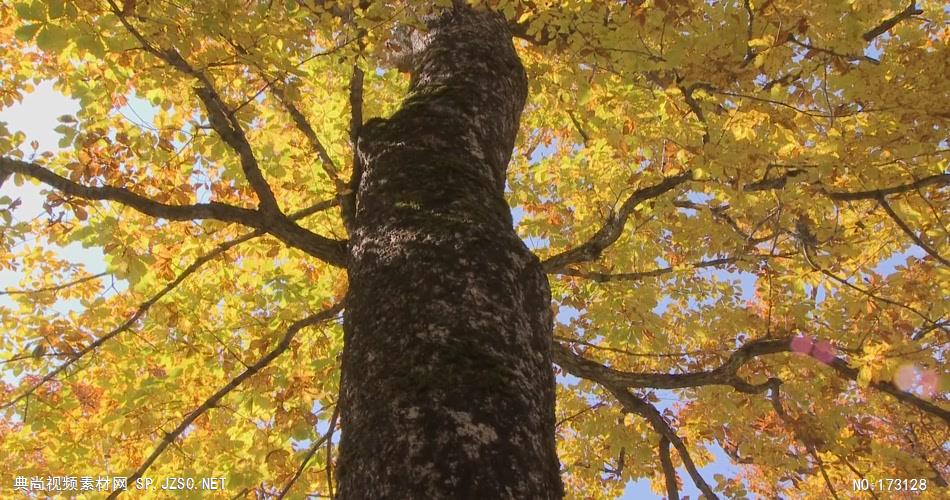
[338,4,563,498]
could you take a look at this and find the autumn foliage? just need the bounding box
[1,0,948,498]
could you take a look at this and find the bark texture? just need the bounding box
[338,5,562,498]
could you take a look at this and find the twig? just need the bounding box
[0,271,108,296]
[0,199,337,409]
[279,403,341,498]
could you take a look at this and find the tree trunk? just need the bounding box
[338,5,562,498]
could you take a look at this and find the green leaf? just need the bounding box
[76,32,106,57]
[14,2,45,21]
[14,23,43,42]
[35,24,70,52]
[47,0,65,19]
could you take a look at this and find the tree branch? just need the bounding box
[325,402,338,499]
[0,231,261,410]
[0,158,348,266]
[0,199,338,409]
[279,403,340,499]
[272,87,345,191]
[553,337,787,393]
[0,157,260,224]
[108,303,344,498]
[610,388,718,498]
[815,265,946,336]
[553,337,950,423]
[542,172,692,272]
[823,173,949,201]
[862,2,923,42]
[0,271,108,296]
[787,35,880,64]
[344,64,365,232]
[768,382,841,500]
[680,84,710,144]
[658,436,680,500]
[826,357,949,424]
[557,256,740,283]
[743,168,808,193]
[672,200,778,245]
[877,195,949,267]
[105,0,281,215]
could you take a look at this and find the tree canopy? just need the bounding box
[1,0,948,498]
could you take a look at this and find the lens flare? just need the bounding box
[791,335,813,354]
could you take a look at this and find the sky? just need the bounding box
[1,80,930,499]
[0,81,103,312]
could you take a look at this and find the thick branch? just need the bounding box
[553,337,950,423]
[553,337,787,393]
[0,158,348,266]
[108,303,343,498]
[558,256,740,283]
[658,436,680,500]
[862,2,923,42]
[542,172,692,272]
[1,157,259,224]
[265,213,348,266]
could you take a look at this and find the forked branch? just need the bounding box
[278,403,341,498]
[609,388,718,498]
[105,0,280,216]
